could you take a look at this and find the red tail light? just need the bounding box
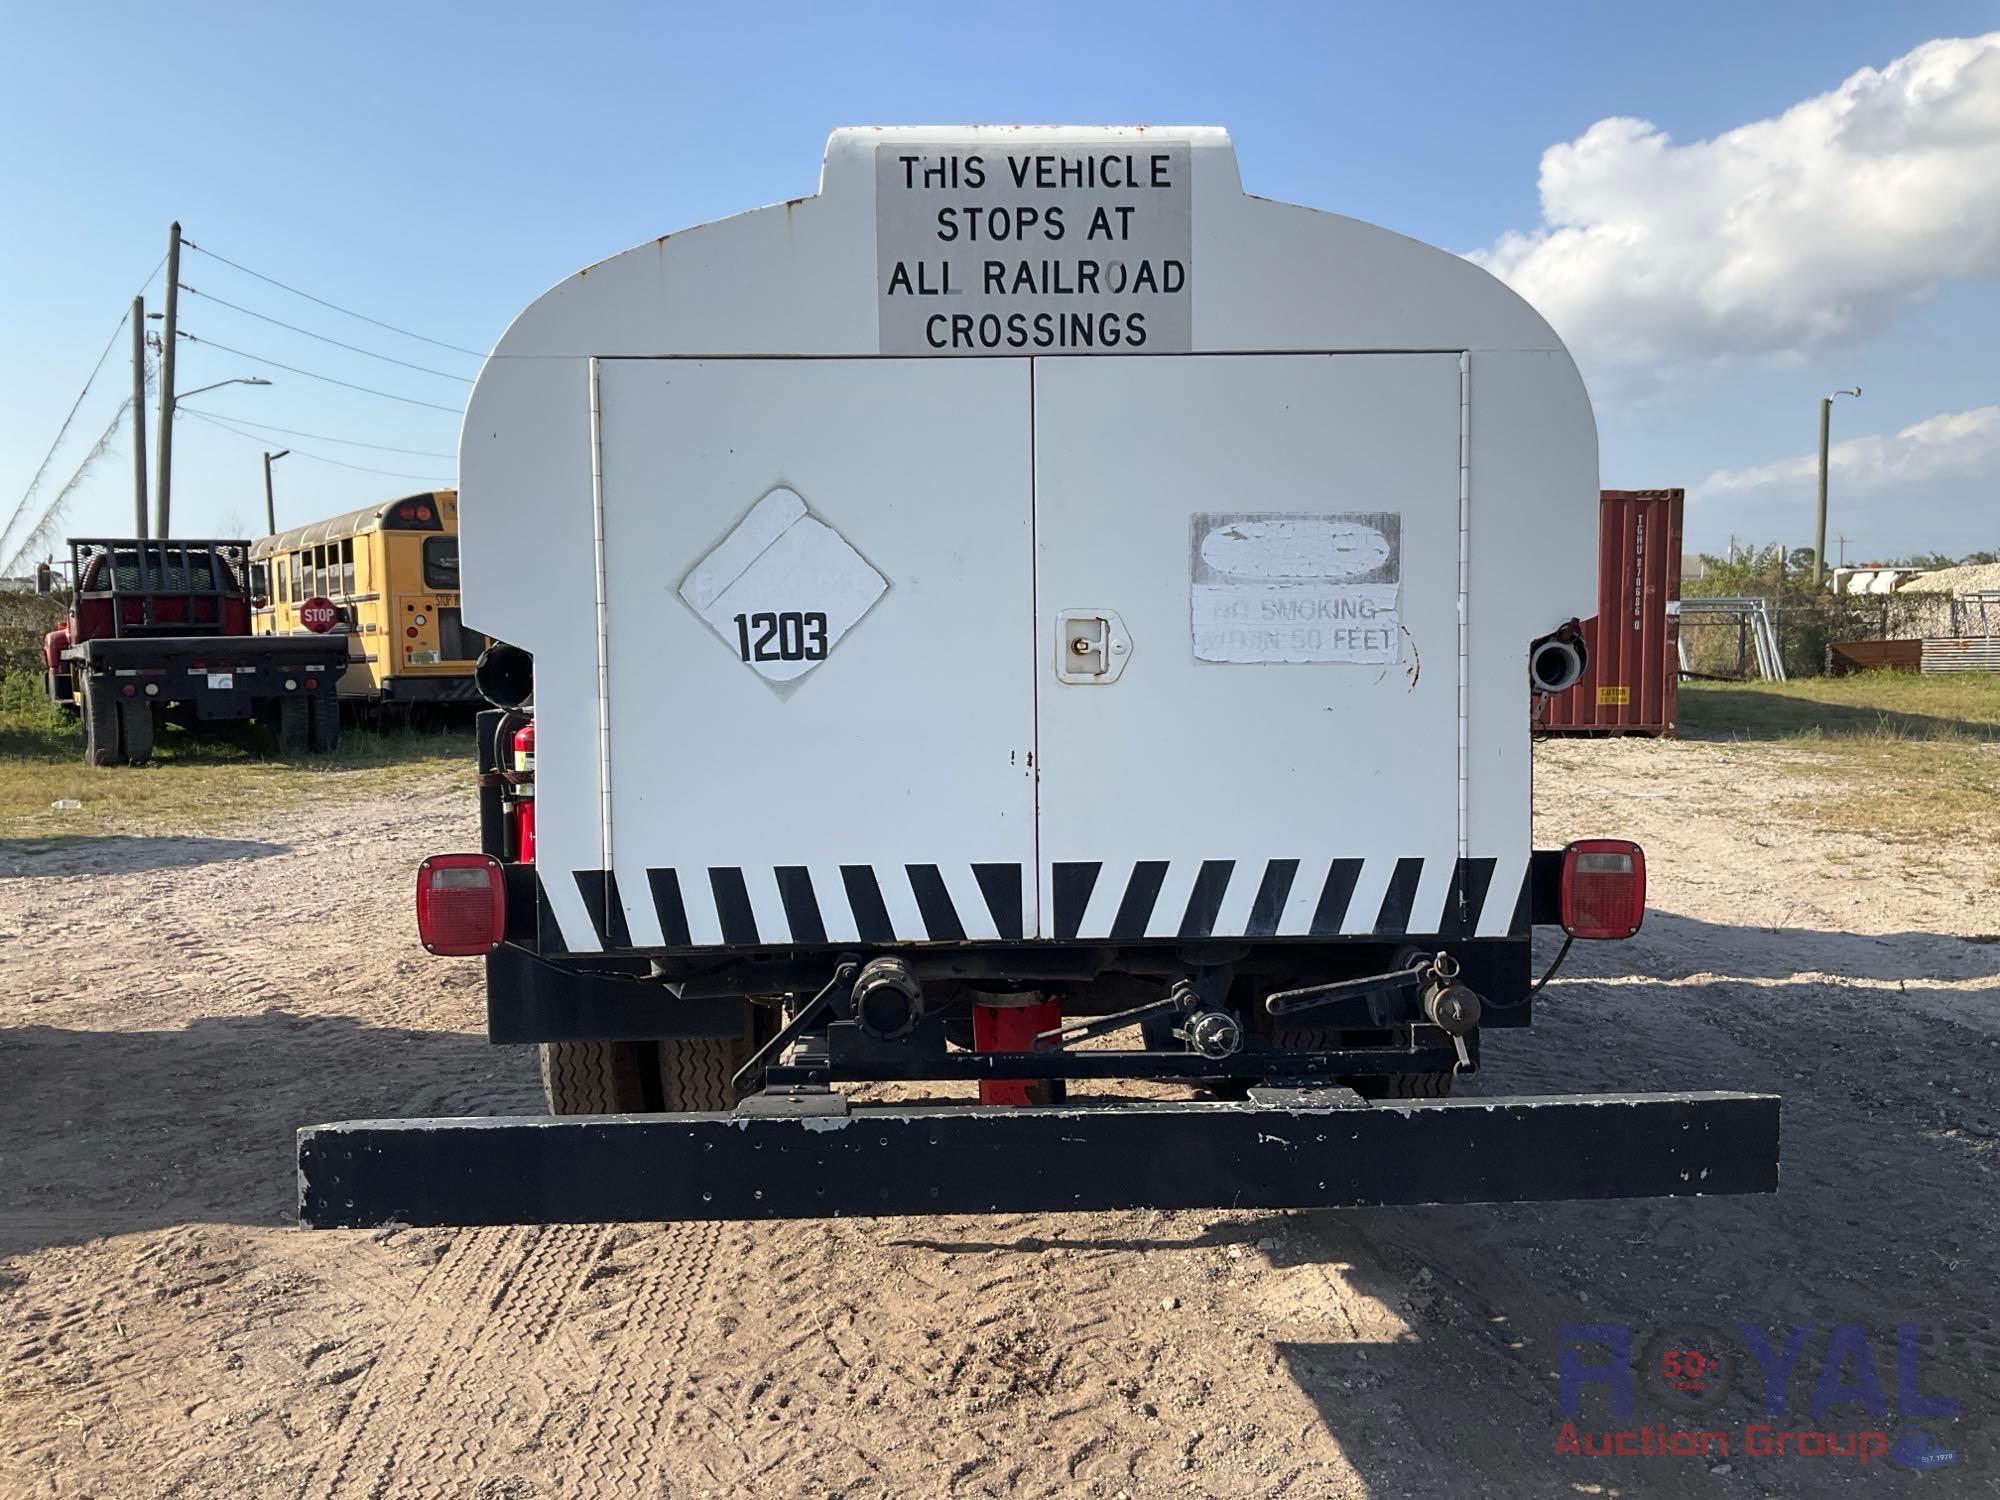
[416,853,506,955]
[1559,839,1646,939]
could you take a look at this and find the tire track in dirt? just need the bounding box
[552,1224,723,1497]
[300,1222,726,1499]
[303,1224,604,1498]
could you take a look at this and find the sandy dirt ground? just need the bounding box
[2,738,1996,1498]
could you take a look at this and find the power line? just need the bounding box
[2,397,135,577]
[179,284,473,383]
[179,238,485,358]
[1,251,167,557]
[177,330,465,414]
[177,407,454,458]
[183,409,455,483]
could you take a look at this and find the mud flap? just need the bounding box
[298,1090,1779,1229]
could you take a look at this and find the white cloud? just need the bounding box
[1694,404,2000,499]
[1470,33,2000,371]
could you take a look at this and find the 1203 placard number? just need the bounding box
[734,611,829,663]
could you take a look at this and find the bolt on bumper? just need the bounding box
[298,1088,1779,1229]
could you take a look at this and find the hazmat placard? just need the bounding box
[876,144,1192,355]
[678,488,887,683]
[1190,512,1402,664]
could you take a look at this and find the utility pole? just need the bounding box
[130,295,149,538]
[1813,386,1861,590]
[1814,400,1830,588]
[154,221,181,538]
[262,449,289,534]
[1835,533,1850,568]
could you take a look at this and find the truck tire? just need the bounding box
[307,690,341,753]
[118,699,155,764]
[539,1040,652,1113]
[276,695,310,755]
[83,681,122,766]
[1272,1024,1454,1100]
[1363,1070,1454,1099]
[656,1037,744,1112]
[539,1033,756,1115]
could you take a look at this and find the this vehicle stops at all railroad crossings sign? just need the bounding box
[299,596,338,633]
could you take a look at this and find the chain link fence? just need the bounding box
[1678,590,1964,679]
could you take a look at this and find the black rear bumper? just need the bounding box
[72,634,343,672]
[69,635,344,718]
[379,672,481,704]
[298,1087,1780,1228]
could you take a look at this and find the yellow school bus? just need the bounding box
[250,490,484,704]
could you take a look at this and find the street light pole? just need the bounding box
[1813,386,1861,590]
[155,221,181,538]
[176,377,272,401]
[262,450,290,534]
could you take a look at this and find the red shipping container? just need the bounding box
[1539,489,1682,736]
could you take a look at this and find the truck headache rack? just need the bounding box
[69,537,250,638]
[298,1090,1779,1228]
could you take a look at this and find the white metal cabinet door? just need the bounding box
[1033,354,1465,942]
[585,358,1036,950]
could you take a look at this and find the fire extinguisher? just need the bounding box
[511,719,536,863]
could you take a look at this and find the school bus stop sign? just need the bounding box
[300,597,338,633]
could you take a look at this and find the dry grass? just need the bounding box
[1681,672,2000,848]
[0,669,469,839]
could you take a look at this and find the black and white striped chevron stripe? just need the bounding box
[549,862,1029,953]
[1048,856,1514,942]
[542,855,1522,952]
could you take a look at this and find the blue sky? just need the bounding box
[3,1,1994,568]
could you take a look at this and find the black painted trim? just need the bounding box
[709,867,759,946]
[1309,859,1363,937]
[1245,859,1299,938]
[1447,856,1498,938]
[775,866,826,946]
[1052,861,1101,942]
[603,871,632,949]
[1110,861,1170,940]
[841,866,895,943]
[1178,859,1236,939]
[972,863,1025,941]
[906,864,966,941]
[534,870,567,955]
[485,943,747,1044]
[1375,857,1425,935]
[647,868,692,947]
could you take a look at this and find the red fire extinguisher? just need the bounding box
[511,719,536,863]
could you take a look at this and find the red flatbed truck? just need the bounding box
[43,537,343,764]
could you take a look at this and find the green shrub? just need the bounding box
[0,590,65,678]
[0,665,73,743]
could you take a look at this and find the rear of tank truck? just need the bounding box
[297,128,1778,1229]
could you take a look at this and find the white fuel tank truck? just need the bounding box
[299,128,1778,1227]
